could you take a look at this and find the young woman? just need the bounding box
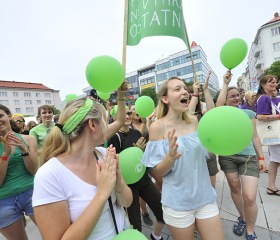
[255,75,280,196]
[142,77,224,240]
[216,70,266,240]
[12,114,29,135]
[108,108,165,240]
[0,105,38,240]
[32,98,132,240]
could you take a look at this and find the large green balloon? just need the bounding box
[197,106,253,156]
[118,147,145,184]
[220,38,248,69]
[135,96,155,118]
[86,56,125,92]
[97,91,110,100]
[65,94,79,103]
[112,229,147,240]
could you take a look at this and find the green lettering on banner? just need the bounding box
[127,0,188,47]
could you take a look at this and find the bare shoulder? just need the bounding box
[149,119,164,141]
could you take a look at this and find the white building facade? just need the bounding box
[0,80,61,116]
[248,12,280,89]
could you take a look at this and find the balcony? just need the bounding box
[255,59,262,69]
[254,45,260,57]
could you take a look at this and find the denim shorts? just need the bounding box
[0,188,34,228]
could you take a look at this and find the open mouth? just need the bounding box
[180,98,189,104]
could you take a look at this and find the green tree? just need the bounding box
[51,105,61,115]
[264,61,280,86]
[139,87,158,106]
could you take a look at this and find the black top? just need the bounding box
[108,128,142,154]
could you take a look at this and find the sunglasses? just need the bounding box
[14,120,24,123]
[126,111,132,116]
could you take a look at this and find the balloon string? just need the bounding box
[241,155,251,176]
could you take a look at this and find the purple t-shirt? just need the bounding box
[256,95,280,115]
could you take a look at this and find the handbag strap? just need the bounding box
[108,196,119,234]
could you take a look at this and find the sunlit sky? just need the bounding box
[0,0,279,99]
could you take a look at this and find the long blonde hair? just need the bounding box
[157,77,191,122]
[40,98,105,166]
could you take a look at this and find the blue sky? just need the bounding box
[0,0,279,99]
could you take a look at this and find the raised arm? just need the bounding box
[106,82,128,140]
[216,70,232,107]
[203,71,215,111]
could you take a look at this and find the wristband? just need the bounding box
[1,156,8,161]
[192,94,199,97]
[22,152,30,157]
[258,157,265,161]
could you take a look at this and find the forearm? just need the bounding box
[256,114,280,121]
[115,179,133,207]
[0,155,8,186]
[23,154,38,175]
[154,155,175,177]
[216,83,229,106]
[188,96,198,114]
[204,89,215,111]
[62,193,108,240]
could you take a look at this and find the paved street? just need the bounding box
[1,147,280,239]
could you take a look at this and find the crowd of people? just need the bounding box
[0,72,279,240]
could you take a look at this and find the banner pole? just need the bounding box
[122,0,129,72]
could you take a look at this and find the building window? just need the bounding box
[271,27,280,36]
[13,92,18,97]
[37,100,41,105]
[273,42,280,51]
[44,93,51,98]
[36,93,41,97]
[0,92,7,97]
[24,92,31,97]
[15,108,21,113]
[45,100,52,105]
[14,100,20,105]
[0,100,8,105]
[25,100,32,105]
[26,107,33,113]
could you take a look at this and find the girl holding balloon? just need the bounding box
[142,77,224,240]
[216,70,265,240]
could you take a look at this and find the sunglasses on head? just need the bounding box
[15,120,24,123]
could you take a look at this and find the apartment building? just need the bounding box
[0,80,61,116]
[248,12,280,90]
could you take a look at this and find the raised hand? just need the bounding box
[203,71,211,91]
[167,129,181,162]
[223,70,232,84]
[133,137,147,151]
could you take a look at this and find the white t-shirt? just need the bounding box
[32,147,126,240]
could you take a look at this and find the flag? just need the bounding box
[127,0,189,48]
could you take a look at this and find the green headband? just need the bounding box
[63,98,94,134]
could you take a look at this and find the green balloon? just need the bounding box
[65,94,79,103]
[118,147,145,184]
[220,38,248,69]
[135,96,155,118]
[97,91,110,100]
[112,229,147,240]
[86,55,125,92]
[197,106,253,156]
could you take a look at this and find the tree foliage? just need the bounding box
[264,61,280,80]
[51,105,61,115]
[139,87,158,106]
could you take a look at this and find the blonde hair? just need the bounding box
[40,98,105,166]
[157,77,191,122]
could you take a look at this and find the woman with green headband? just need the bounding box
[32,98,133,240]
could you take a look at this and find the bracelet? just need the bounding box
[259,157,265,161]
[115,183,125,193]
[1,156,8,161]
[192,94,199,97]
[22,152,30,157]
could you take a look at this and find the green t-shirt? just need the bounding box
[0,133,34,199]
[29,123,54,149]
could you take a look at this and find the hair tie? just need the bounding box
[55,123,64,131]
